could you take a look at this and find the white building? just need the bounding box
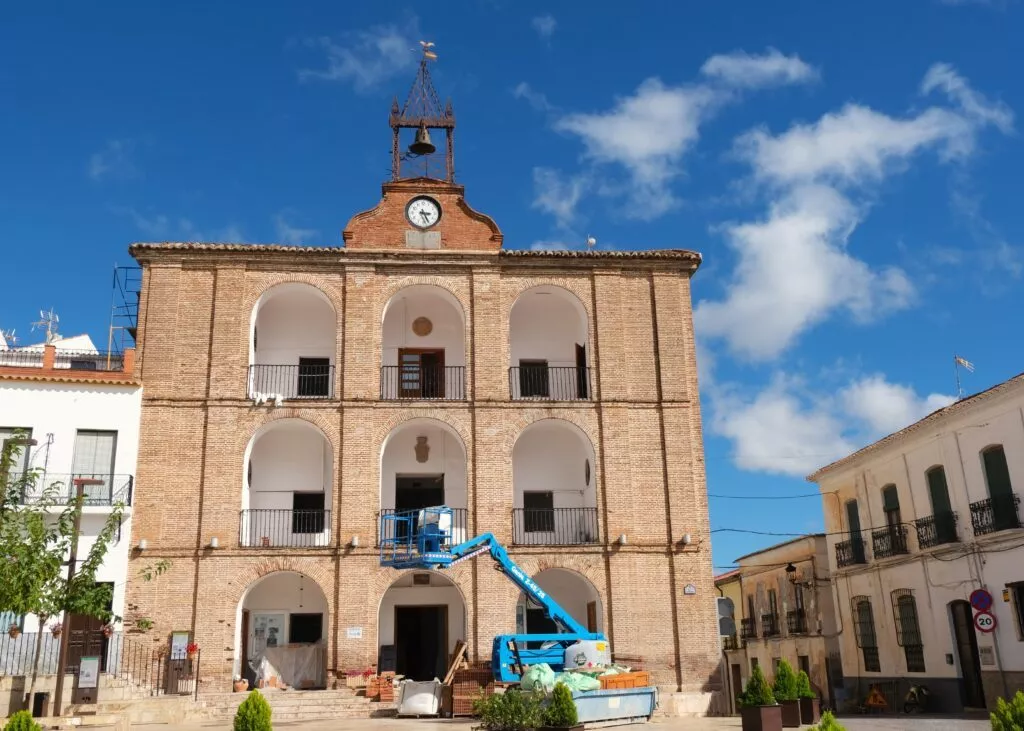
[808,371,1024,713]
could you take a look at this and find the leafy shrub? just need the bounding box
[992,690,1024,731]
[810,710,846,731]
[233,689,272,731]
[543,683,579,728]
[739,664,776,707]
[773,660,798,702]
[796,669,815,699]
[2,711,42,731]
[473,688,544,731]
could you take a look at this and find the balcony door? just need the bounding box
[72,430,117,503]
[927,466,957,543]
[395,475,445,540]
[846,499,865,563]
[399,349,444,399]
[297,357,330,398]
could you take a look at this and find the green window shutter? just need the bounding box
[983,446,1013,499]
[927,467,952,513]
[882,485,900,512]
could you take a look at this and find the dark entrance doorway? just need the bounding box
[395,475,444,540]
[951,600,986,708]
[394,605,447,681]
[731,663,743,714]
[398,349,445,399]
[575,343,588,398]
[289,613,324,644]
[66,582,113,672]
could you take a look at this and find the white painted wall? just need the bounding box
[512,420,596,509]
[509,288,588,368]
[0,380,142,632]
[381,286,466,368]
[243,572,329,618]
[377,573,466,655]
[516,568,603,633]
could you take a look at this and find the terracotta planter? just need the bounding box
[780,700,801,728]
[234,679,249,693]
[799,697,820,724]
[741,704,783,731]
[50,626,62,638]
[101,625,114,638]
[7,626,20,639]
[187,651,198,661]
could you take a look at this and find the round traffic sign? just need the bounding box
[974,611,997,633]
[971,589,994,612]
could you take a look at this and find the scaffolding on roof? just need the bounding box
[108,265,141,354]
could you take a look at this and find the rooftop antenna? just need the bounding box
[1,329,17,346]
[31,309,60,344]
[586,235,597,251]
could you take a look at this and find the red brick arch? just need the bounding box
[245,411,339,453]
[502,411,600,462]
[244,275,344,317]
[229,559,336,612]
[374,411,473,455]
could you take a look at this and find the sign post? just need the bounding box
[974,611,997,634]
[971,589,994,612]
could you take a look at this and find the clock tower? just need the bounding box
[342,46,502,251]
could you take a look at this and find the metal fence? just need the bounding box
[18,474,133,507]
[52,350,125,372]
[248,364,335,400]
[378,508,469,547]
[970,494,1021,535]
[239,509,333,548]
[835,538,867,568]
[0,350,45,368]
[915,511,959,548]
[511,507,599,546]
[380,365,465,400]
[871,526,909,559]
[508,366,592,401]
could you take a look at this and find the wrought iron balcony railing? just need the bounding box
[836,538,867,568]
[915,511,959,548]
[248,364,335,400]
[54,350,126,372]
[872,525,910,559]
[722,634,739,651]
[18,473,133,507]
[380,365,466,400]
[239,509,332,548]
[970,494,1022,536]
[739,617,757,641]
[508,366,592,401]
[378,508,469,547]
[761,613,781,637]
[512,507,599,546]
[787,609,808,635]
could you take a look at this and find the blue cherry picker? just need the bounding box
[379,506,610,682]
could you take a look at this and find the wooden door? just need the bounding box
[399,349,445,399]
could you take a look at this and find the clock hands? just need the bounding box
[420,210,430,224]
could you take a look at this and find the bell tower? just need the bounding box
[342,43,502,251]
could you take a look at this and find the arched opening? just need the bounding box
[249,283,337,399]
[512,419,597,546]
[242,419,333,547]
[380,418,468,544]
[508,285,590,400]
[235,571,329,690]
[378,571,466,681]
[381,285,466,400]
[515,568,602,640]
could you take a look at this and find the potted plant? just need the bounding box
[101,624,114,638]
[7,623,21,639]
[739,665,782,731]
[796,669,820,724]
[49,623,63,638]
[186,642,199,661]
[135,617,154,632]
[772,660,801,728]
[233,675,250,693]
[541,682,582,731]
[473,687,544,731]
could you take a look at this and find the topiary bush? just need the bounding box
[796,669,815,699]
[739,664,776,707]
[773,659,798,702]
[992,690,1024,731]
[810,710,846,731]
[543,682,579,728]
[2,711,42,731]
[473,688,544,731]
[233,689,272,731]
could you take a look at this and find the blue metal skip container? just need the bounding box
[570,687,658,725]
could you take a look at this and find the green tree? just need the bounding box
[739,664,776,708]
[543,682,579,728]
[2,710,43,731]
[992,690,1024,731]
[773,659,799,702]
[810,710,846,731]
[234,690,273,731]
[796,669,815,699]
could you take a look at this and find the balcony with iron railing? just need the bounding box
[722,634,739,651]
[378,508,469,547]
[761,613,781,638]
[915,511,959,548]
[787,609,808,635]
[18,474,133,507]
[836,537,868,568]
[380,365,466,401]
[248,364,335,400]
[508,366,592,401]
[872,525,909,559]
[239,509,332,548]
[511,507,599,546]
[970,494,1021,536]
[740,617,758,641]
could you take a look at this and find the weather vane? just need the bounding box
[419,41,437,60]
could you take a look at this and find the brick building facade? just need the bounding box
[123,65,721,715]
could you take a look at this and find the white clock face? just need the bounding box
[407,197,441,229]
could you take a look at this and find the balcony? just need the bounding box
[248,364,335,400]
[836,538,867,568]
[787,609,808,635]
[872,526,909,559]
[239,509,332,548]
[722,635,739,651]
[512,507,599,546]
[761,613,780,638]
[970,494,1022,536]
[378,508,468,547]
[740,617,757,641]
[915,511,959,548]
[19,474,133,507]
[380,365,465,400]
[509,366,592,401]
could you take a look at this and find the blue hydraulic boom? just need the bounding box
[380,506,608,682]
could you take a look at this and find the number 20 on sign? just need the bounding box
[975,611,997,633]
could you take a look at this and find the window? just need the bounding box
[772,657,781,673]
[926,465,957,544]
[845,499,866,563]
[794,583,805,611]
[292,492,325,534]
[0,611,22,631]
[297,357,330,398]
[882,485,901,529]
[523,491,554,533]
[982,446,1017,531]
[852,596,881,672]
[751,657,759,672]
[892,589,925,672]
[0,427,33,484]
[767,589,778,616]
[798,655,810,677]
[72,430,117,503]
[518,360,550,398]
[1009,583,1024,641]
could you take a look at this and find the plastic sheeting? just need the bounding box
[554,672,601,692]
[252,642,326,690]
[396,679,443,716]
[521,663,555,692]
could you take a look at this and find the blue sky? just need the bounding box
[1,1,1021,570]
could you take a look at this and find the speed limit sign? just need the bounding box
[975,611,997,633]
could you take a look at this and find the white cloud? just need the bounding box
[117,207,246,242]
[531,14,557,39]
[513,82,553,112]
[554,78,719,219]
[700,48,819,89]
[532,168,587,228]
[839,376,955,434]
[299,20,418,91]
[89,140,137,181]
[274,214,318,245]
[529,240,571,251]
[921,63,1014,133]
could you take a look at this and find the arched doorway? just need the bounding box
[508,285,590,400]
[949,600,985,708]
[516,568,602,641]
[378,572,466,681]
[236,571,329,689]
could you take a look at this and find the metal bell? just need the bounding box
[408,125,436,156]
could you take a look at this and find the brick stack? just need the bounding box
[451,667,494,717]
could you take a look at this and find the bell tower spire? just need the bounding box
[390,42,455,182]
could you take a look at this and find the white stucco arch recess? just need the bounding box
[508,284,590,365]
[248,281,338,368]
[241,417,334,512]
